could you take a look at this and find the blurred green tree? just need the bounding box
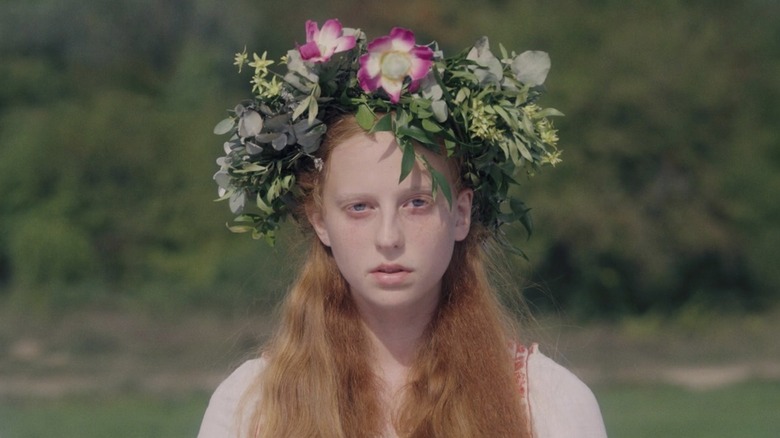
[0,0,777,317]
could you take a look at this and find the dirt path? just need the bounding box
[3,310,780,398]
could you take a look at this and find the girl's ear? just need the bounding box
[453,188,473,242]
[307,208,332,247]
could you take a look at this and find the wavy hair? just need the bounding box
[240,116,531,437]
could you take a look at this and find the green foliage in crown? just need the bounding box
[213,19,563,248]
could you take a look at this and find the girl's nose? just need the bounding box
[375,211,404,250]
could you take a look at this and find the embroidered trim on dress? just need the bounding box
[514,342,536,437]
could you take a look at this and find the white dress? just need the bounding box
[197,344,608,437]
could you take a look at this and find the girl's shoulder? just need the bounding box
[519,344,608,438]
[197,358,267,438]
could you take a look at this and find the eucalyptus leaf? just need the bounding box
[213,170,231,189]
[256,133,284,143]
[214,118,235,135]
[229,191,246,214]
[265,114,290,130]
[245,141,263,155]
[272,134,288,151]
[295,120,326,153]
[238,110,263,137]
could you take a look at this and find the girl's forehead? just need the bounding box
[325,130,454,183]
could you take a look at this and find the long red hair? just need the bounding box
[241,116,531,437]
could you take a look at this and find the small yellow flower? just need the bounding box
[537,119,559,146]
[541,129,559,145]
[263,76,283,97]
[249,51,274,76]
[522,103,540,117]
[234,46,248,73]
[541,150,563,167]
[469,99,501,142]
[251,75,265,95]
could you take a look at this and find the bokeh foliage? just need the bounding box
[0,0,777,317]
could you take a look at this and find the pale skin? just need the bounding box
[308,130,473,430]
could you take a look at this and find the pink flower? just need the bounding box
[358,27,434,103]
[298,19,356,63]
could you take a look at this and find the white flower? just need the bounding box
[467,37,503,85]
[511,51,551,87]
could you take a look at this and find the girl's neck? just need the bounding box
[361,309,431,437]
[358,303,436,395]
[361,308,431,368]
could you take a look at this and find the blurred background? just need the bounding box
[0,0,778,436]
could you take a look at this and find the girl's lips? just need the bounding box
[370,264,412,286]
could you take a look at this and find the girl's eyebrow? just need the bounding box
[333,185,435,202]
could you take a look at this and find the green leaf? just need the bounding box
[510,198,533,237]
[395,109,411,126]
[234,214,259,223]
[227,223,256,234]
[263,231,277,246]
[235,163,267,173]
[399,142,416,182]
[397,125,435,145]
[535,107,565,118]
[455,87,470,104]
[307,95,319,125]
[430,166,453,207]
[498,43,509,60]
[421,118,443,133]
[256,194,274,215]
[371,113,393,132]
[356,104,375,130]
[292,96,310,121]
[214,117,236,135]
[493,105,517,129]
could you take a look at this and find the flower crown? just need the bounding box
[214,19,563,248]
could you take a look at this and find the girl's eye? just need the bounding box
[408,198,429,208]
[348,203,367,212]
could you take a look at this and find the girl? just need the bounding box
[200,19,607,437]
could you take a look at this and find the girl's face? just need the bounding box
[309,130,472,319]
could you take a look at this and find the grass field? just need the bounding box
[598,380,780,437]
[1,381,779,437]
[0,393,206,438]
[2,307,779,437]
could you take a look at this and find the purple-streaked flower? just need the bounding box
[358,27,433,103]
[298,19,356,63]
